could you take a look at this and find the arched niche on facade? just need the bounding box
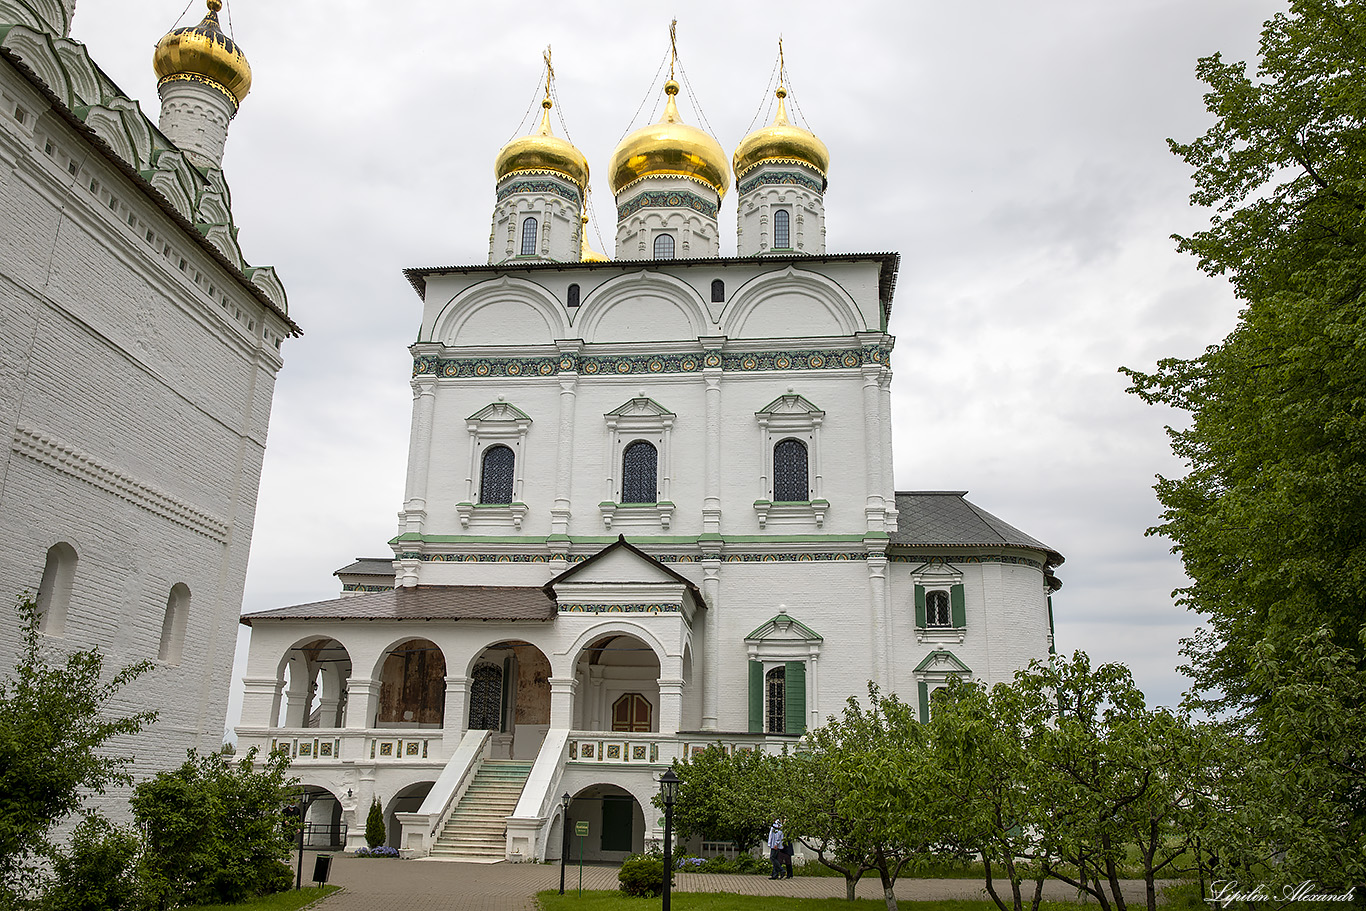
[427,276,568,346]
[275,636,353,729]
[720,268,862,339]
[371,638,446,729]
[563,783,647,861]
[575,271,709,342]
[384,781,435,850]
[572,632,663,733]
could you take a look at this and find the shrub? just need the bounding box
[43,814,141,911]
[131,747,295,908]
[365,797,385,849]
[618,852,670,897]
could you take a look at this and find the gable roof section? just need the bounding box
[240,585,555,624]
[544,535,703,601]
[891,491,1063,567]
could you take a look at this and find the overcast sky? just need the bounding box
[72,0,1285,732]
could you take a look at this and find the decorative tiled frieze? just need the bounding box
[617,189,719,220]
[11,425,229,541]
[412,345,892,379]
[737,168,824,195]
[495,176,582,206]
[558,603,682,614]
[341,583,395,593]
[889,553,1045,570]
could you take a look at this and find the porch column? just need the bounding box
[657,677,685,735]
[443,675,470,750]
[548,676,578,729]
[239,675,282,728]
[282,655,311,727]
[317,665,343,728]
[701,560,721,730]
[346,677,381,730]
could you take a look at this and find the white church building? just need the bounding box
[0,0,295,785]
[236,53,1062,863]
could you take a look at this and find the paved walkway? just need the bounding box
[303,851,1163,911]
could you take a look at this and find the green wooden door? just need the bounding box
[600,796,633,852]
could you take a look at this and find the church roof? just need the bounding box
[891,491,1063,567]
[240,585,556,624]
[403,251,900,322]
[544,535,703,601]
[333,558,396,578]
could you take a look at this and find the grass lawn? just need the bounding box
[537,892,1141,911]
[176,885,340,910]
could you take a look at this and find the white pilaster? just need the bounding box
[401,376,436,535]
[860,363,886,532]
[701,560,721,730]
[345,677,381,730]
[657,677,685,734]
[702,370,722,534]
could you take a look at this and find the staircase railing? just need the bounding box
[393,728,489,856]
[503,728,571,862]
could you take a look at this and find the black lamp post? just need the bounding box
[559,791,571,895]
[659,769,680,911]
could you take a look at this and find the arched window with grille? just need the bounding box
[710,279,724,302]
[621,440,658,503]
[926,590,951,627]
[773,438,809,501]
[521,216,538,255]
[479,445,515,504]
[468,664,503,730]
[653,233,675,259]
[765,665,786,733]
[567,283,581,307]
[773,209,790,248]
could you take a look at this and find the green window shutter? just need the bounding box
[748,661,763,733]
[784,661,806,735]
[950,584,966,628]
[918,681,929,723]
[914,584,926,628]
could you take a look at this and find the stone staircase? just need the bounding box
[429,759,533,862]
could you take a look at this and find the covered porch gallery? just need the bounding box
[236,539,705,760]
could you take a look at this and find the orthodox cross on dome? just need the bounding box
[543,45,554,100]
[669,19,678,80]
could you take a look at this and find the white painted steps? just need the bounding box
[428,760,532,862]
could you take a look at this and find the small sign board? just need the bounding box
[575,820,590,837]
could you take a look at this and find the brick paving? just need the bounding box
[304,851,1164,911]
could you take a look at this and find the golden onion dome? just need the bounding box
[733,84,829,182]
[495,96,590,191]
[152,0,251,108]
[579,215,609,262]
[609,80,729,198]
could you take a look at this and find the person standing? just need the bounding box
[767,818,785,879]
[781,837,795,878]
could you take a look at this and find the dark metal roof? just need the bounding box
[333,558,397,578]
[403,251,900,321]
[891,491,1064,568]
[240,585,556,624]
[0,45,301,336]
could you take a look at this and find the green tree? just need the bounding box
[43,814,141,911]
[131,747,295,908]
[1124,0,1366,888]
[0,596,156,904]
[365,797,385,849]
[927,678,1048,911]
[667,744,782,855]
[787,685,939,910]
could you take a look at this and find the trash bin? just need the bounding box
[312,853,332,886]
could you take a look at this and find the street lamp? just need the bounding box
[559,792,572,895]
[659,769,680,911]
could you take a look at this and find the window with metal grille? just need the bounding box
[711,279,724,302]
[621,440,658,503]
[521,216,538,255]
[468,664,502,730]
[765,665,786,733]
[653,233,675,259]
[773,209,790,248]
[567,283,580,307]
[773,438,809,501]
[480,445,515,504]
[926,590,952,627]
